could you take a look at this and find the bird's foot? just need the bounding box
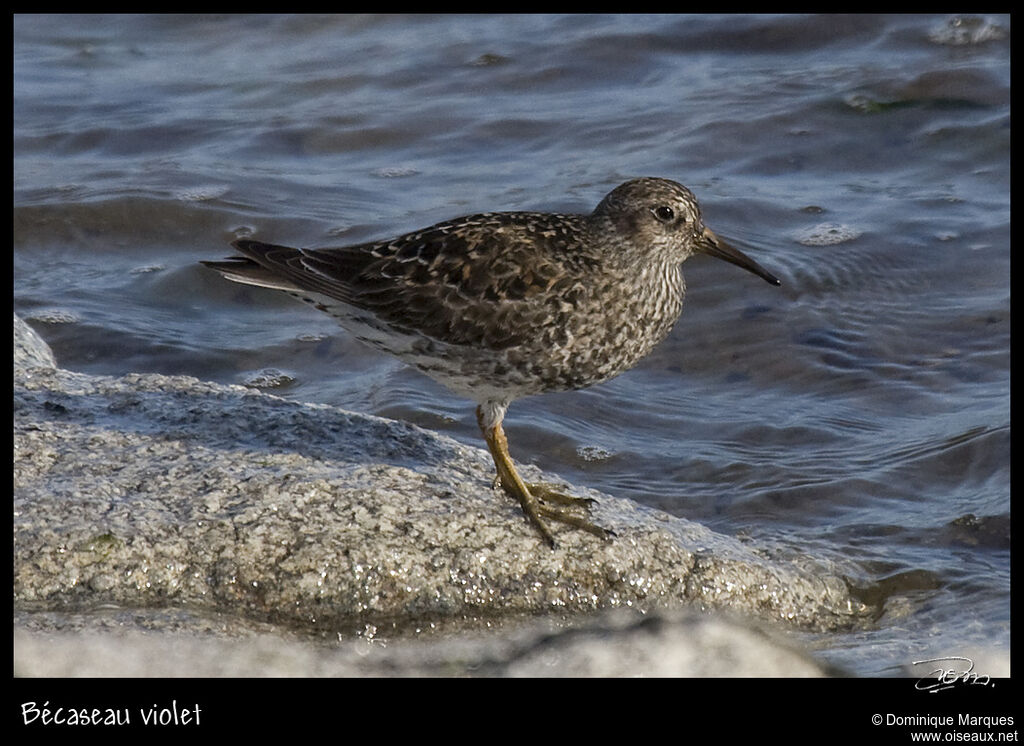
[492,478,614,544]
[478,408,614,547]
[534,499,615,542]
[527,482,598,509]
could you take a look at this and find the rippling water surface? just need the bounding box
[14,14,1010,675]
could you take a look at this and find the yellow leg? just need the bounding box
[476,405,612,548]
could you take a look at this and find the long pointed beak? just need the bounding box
[696,227,781,286]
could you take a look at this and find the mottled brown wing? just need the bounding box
[218,213,592,351]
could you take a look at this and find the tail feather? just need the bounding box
[200,255,302,292]
[203,238,363,302]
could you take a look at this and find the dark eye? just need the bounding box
[652,205,676,223]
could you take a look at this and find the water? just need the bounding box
[13,14,1010,676]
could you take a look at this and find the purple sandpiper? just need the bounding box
[203,178,780,547]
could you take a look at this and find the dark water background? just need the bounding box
[13,14,1010,676]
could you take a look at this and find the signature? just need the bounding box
[912,656,993,693]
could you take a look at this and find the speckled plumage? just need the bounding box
[203,177,780,546]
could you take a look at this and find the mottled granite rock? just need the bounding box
[13,313,869,675]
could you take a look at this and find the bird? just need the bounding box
[202,177,780,548]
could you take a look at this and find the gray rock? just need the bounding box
[13,608,831,677]
[13,313,57,371]
[13,313,869,675]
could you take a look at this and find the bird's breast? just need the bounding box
[500,261,685,392]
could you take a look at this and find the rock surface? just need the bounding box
[14,607,831,677]
[13,313,868,675]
